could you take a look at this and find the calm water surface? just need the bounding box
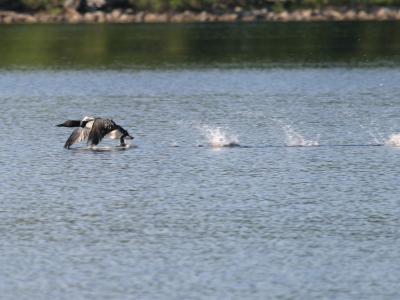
[1,22,400,68]
[1,23,400,300]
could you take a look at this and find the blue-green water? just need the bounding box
[1,23,400,300]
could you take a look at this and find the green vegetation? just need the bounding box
[1,0,400,12]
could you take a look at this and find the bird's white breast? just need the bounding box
[106,129,123,139]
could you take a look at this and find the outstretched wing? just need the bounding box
[87,118,117,146]
[64,127,91,149]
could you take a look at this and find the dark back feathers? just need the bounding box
[87,118,118,146]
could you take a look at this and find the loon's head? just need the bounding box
[119,126,134,140]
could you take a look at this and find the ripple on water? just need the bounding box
[1,68,400,300]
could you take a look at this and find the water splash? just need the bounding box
[200,126,240,148]
[359,124,385,145]
[385,134,400,147]
[87,143,133,151]
[283,125,319,147]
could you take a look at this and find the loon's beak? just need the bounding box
[56,124,64,127]
[125,135,134,140]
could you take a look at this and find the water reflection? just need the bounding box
[1,22,400,69]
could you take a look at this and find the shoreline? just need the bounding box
[1,7,400,23]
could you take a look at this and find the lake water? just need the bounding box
[1,23,400,300]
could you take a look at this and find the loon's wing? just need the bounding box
[87,118,117,146]
[64,127,91,149]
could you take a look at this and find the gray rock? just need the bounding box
[197,11,209,22]
[357,10,371,21]
[144,13,169,23]
[344,9,356,20]
[375,7,389,20]
[87,0,106,9]
[171,11,196,22]
[119,14,135,23]
[135,12,145,22]
[25,15,37,23]
[64,0,80,9]
[217,13,238,22]
[301,9,312,19]
[83,12,96,22]
[241,14,256,22]
[324,8,344,21]
[66,10,82,23]
[3,15,14,23]
[111,9,122,19]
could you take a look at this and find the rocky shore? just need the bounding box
[1,7,400,23]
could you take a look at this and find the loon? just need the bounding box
[57,116,134,149]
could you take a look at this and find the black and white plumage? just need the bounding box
[57,116,133,149]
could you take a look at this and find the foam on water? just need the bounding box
[283,125,319,147]
[200,126,240,148]
[385,133,400,147]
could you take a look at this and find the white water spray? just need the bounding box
[385,133,400,147]
[200,126,240,148]
[282,125,319,147]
